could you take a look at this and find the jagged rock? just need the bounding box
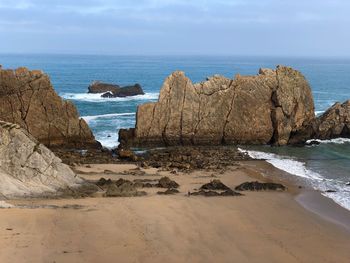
[156,177,179,188]
[88,81,144,97]
[140,146,248,171]
[316,100,350,139]
[235,181,286,191]
[0,67,100,149]
[120,66,315,146]
[200,180,231,191]
[88,81,120,93]
[0,121,82,198]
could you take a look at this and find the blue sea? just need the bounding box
[1,54,350,210]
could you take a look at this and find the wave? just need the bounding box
[61,92,159,102]
[238,148,350,211]
[81,112,135,122]
[306,138,350,145]
[238,148,323,180]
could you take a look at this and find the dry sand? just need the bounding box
[0,162,350,263]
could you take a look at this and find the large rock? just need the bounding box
[88,81,120,93]
[121,66,315,146]
[0,67,99,149]
[88,81,144,98]
[0,121,82,198]
[316,100,350,139]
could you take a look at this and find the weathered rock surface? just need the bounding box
[104,182,147,197]
[88,81,120,93]
[200,180,231,191]
[316,100,350,139]
[0,121,82,199]
[88,81,144,98]
[235,181,286,191]
[156,177,179,189]
[140,146,248,171]
[157,189,180,195]
[120,66,315,146]
[0,67,99,149]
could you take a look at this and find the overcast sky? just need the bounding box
[0,0,349,56]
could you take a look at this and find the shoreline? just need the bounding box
[1,160,350,262]
[241,159,350,232]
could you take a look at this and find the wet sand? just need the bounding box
[0,162,350,263]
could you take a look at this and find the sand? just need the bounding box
[0,162,350,263]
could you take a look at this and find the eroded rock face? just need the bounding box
[0,67,99,149]
[89,81,144,98]
[88,81,120,93]
[121,66,315,146]
[0,121,82,198]
[316,100,350,139]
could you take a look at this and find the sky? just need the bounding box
[0,0,349,56]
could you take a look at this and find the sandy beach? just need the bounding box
[0,162,350,263]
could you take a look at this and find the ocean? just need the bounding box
[1,54,349,210]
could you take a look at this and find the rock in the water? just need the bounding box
[157,189,180,195]
[88,81,120,93]
[120,66,315,146]
[113,84,144,97]
[0,121,82,198]
[305,140,321,146]
[200,179,231,191]
[0,67,99,149]
[316,100,350,139]
[156,177,179,188]
[235,181,286,191]
[88,81,144,97]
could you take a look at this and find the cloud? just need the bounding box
[0,0,349,55]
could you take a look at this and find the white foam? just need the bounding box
[81,112,135,123]
[0,201,14,208]
[94,130,120,149]
[315,110,324,116]
[61,92,159,102]
[238,148,323,180]
[238,148,350,211]
[306,138,350,145]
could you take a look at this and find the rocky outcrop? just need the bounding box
[0,121,82,199]
[120,66,315,146]
[88,81,144,98]
[316,100,350,139]
[0,67,99,149]
[88,81,120,93]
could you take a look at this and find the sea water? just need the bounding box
[1,54,350,210]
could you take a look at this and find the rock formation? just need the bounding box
[88,81,120,93]
[0,121,82,199]
[0,67,99,149]
[316,100,350,139]
[88,81,144,98]
[120,66,316,146]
